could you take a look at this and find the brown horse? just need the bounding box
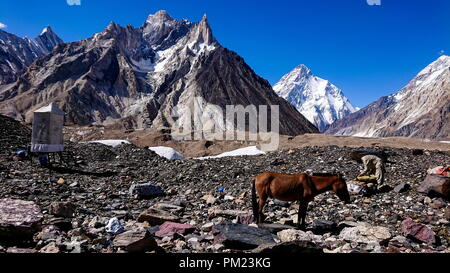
[252,172,351,230]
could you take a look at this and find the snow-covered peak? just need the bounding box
[327,55,450,139]
[40,26,52,35]
[146,10,175,25]
[274,64,356,132]
[417,55,450,77]
[394,55,450,102]
[293,64,312,77]
[35,26,63,52]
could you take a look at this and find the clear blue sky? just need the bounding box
[1,0,449,108]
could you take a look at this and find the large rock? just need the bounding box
[401,218,437,245]
[155,222,196,238]
[339,222,391,244]
[213,222,276,250]
[49,202,76,218]
[6,247,38,254]
[252,241,323,254]
[393,183,410,193]
[208,208,250,218]
[258,223,296,234]
[0,198,43,240]
[154,203,184,213]
[105,217,125,235]
[277,229,323,243]
[113,229,158,253]
[129,183,165,199]
[137,208,179,225]
[417,174,450,199]
[311,219,337,233]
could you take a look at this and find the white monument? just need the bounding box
[31,103,65,153]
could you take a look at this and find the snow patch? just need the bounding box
[130,57,154,73]
[148,146,185,160]
[196,146,265,160]
[41,27,50,35]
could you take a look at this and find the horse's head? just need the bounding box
[332,174,351,204]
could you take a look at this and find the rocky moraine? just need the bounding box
[0,116,449,253]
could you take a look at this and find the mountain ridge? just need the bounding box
[0,27,63,85]
[0,11,318,137]
[326,55,450,140]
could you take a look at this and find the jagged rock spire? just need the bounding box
[188,13,216,46]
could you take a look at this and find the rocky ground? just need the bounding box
[63,125,450,158]
[0,119,449,254]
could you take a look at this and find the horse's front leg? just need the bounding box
[297,201,309,230]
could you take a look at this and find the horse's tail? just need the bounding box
[251,177,258,222]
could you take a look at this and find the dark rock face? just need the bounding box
[0,11,318,136]
[0,198,43,240]
[212,222,276,250]
[327,96,395,136]
[142,10,195,51]
[194,47,318,136]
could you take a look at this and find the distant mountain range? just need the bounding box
[0,11,318,136]
[326,55,450,140]
[0,11,448,140]
[0,26,63,85]
[273,64,357,132]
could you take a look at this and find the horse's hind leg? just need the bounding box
[257,195,267,224]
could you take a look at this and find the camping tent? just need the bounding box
[31,103,65,153]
